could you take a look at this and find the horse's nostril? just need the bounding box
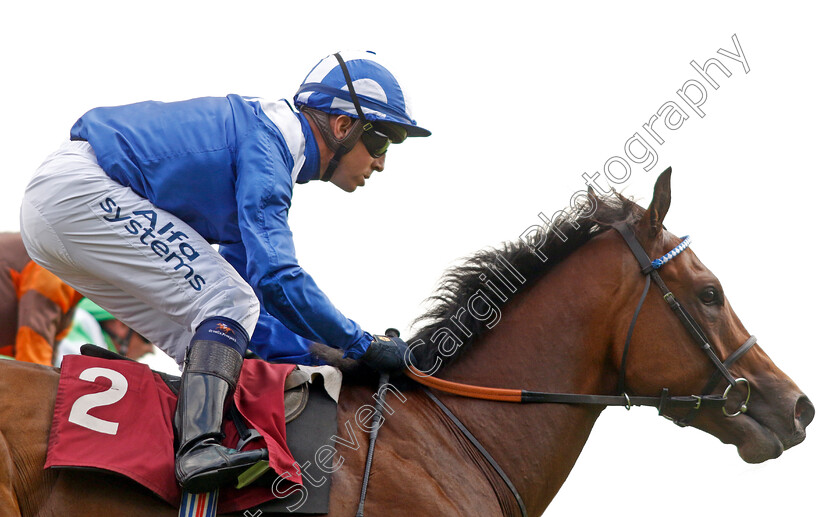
[795,395,815,428]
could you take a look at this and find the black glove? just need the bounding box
[361,334,412,372]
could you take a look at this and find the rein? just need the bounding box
[405,223,758,516]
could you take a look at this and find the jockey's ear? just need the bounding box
[330,115,356,140]
[640,167,672,239]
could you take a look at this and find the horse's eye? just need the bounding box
[699,287,721,305]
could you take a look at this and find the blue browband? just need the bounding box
[651,236,691,269]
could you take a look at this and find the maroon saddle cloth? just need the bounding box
[46,354,302,514]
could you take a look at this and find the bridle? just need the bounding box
[408,222,756,420]
[613,222,755,426]
[404,222,757,516]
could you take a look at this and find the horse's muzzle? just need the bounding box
[788,394,815,448]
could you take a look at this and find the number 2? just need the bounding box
[68,367,128,435]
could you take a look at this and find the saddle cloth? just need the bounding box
[46,354,305,514]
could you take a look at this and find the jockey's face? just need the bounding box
[100,320,154,360]
[328,115,386,192]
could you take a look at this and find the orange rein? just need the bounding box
[405,365,523,403]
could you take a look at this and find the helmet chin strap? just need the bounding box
[321,121,364,183]
[320,52,376,183]
[302,107,364,182]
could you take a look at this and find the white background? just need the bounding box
[1,1,836,515]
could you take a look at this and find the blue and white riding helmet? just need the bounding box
[294,51,431,138]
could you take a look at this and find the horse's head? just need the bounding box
[610,168,814,463]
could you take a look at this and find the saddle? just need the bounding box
[80,345,311,424]
[75,345,338,515]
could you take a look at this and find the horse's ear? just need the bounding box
[640,167,672,238]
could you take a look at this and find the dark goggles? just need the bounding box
[360,126,391,158]
[360,122,407,158]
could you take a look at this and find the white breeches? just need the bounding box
[20,140,259,365]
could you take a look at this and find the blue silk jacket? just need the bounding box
[70,95,370,363]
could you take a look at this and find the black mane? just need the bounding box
[408,192,641,373]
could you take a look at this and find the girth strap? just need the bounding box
[423,388,528,517]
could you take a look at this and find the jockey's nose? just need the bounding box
[373,154,385,172]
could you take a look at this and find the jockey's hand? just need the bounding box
[361,334,413,373]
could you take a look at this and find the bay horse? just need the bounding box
[0,170,814,516]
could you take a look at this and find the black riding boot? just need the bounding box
[174,340,266,492]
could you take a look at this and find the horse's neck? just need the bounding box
[437,244,622,514]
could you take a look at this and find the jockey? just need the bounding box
[55,298,155,365]
[0,233,82,365]
[20,51,429,492]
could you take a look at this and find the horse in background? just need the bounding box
[0,233,81,365]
